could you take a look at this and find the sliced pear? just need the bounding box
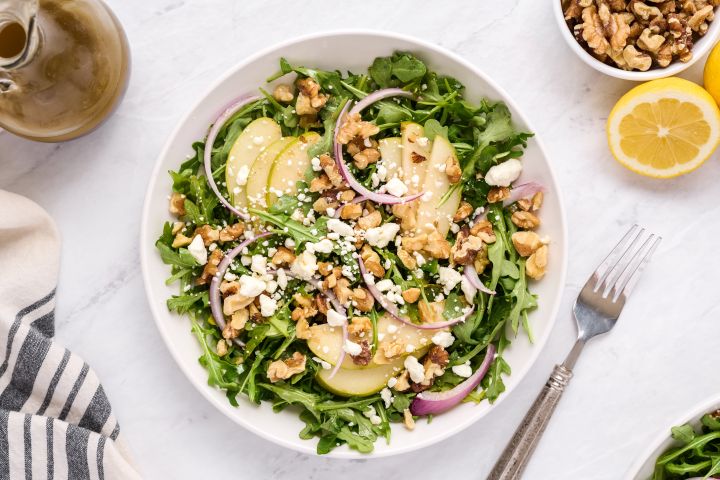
[400,123,432,194]
[316,360,403,397]
[266,132,320,205]
[415,135,462,236]
[225,118,282,209]
[378,137,402,180]
[245,137,296,208]
[307,323,361,369]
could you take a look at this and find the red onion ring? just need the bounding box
[410,343,496,416]
[333,99,424,205]
[503,181,544,207]
[349,88,414,116]
[208,232,272,347]
[203,95,261,219]
[357,257,474,330]
[463,265,496,295]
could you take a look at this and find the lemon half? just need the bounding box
[607,77,720,178]
[704,41,720,107]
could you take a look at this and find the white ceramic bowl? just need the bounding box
[553,0,720,81]
[140,30,568,458]
[627,393,720,478]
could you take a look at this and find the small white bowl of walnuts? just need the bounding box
[555,0,720,80]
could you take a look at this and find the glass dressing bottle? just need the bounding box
[0,0,130,142]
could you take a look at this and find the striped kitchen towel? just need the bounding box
[0,190,140,479]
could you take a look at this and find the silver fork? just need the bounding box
[488,225,662,480]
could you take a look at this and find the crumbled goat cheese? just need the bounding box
[387,377,398,388]
[290,251,318,281]
[385,177,409,197]
[365,223,400,248]
[235,165,250,186]
[310,238,334,254]
[265,280,278,294]
[326,308,347,327]
[380,387,394,408]
[259,294,278,317]
[311,156,322,171]
[438,266,462,294]
[251,254,267,275]
[238,275,266,297]
[451,361,473,378]
[432,331,455,348]
[343,339,363,356]
[276,269,288,290]
[375,279,394,292]
[484,159,523,187]
[404,356,425,384]
[312,356,331,370]
[187,235,208,265]
[327,219,355,237]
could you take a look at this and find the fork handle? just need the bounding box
[487,365,573,480]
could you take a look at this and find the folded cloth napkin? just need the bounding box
[0,190,140,479]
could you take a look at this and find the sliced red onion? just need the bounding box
[334,101,423,205]
[463,265,496,295]
[208,232,272,347]
[203,95,261,219]
[349,88,414,116]
[328,323,348,380]
[503,181,544,207]
[332,195,367,219]
[410,343,497,416]
[357,257,474,330]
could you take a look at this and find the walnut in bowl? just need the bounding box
[554,0,720,80]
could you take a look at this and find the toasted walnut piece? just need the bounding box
[402,233,427,252]
[295,318,311,340]
[470,220,495,240]
[318,154,343,188]
[357,210,382,230]
[348,316,372,337]
[623,44,653,70]
[340,202,363,220]
[248,303,262,323]
[451,230,485,266]
[397,248,417,270]
[172,233,193,248]
[517,198,532,211]
[526,245,548,280]
[610,12,633,50]
[273,84,294,103]
[198,249,223,285]
[309,174,332,193]
[453,202,473,222]
[424,345,449,369]
[338,189,356,202]
[194,225,220,246]
[656,40,674,66]
[223,293,253,316]
[381,340,406,360]
[351,341,373,366]
[657,0,677,14]
[216,339,228,356]
[609,0,628,10]
[392,203,417,231]
[334,278,353,305]
[360,245,385,277]
[352,288,375,312]
[393,371,411,392]
[565,0,583,19]
[222,321,239,340]
[219,223,244,242]
[295,93,316,116]
[512,211,541,230]
[445,156,462,184]
[322,273,337,290]
[172,221,185,235]
[312,197,331,214]
[582,6,611,55]
[220,280,239,296]
[267,352,306,383]
[474,244,491,274]
[402,288,421,304]
[169,192,186,216]
[313,295,328,316]
[272,247,296,266]
[512,231,543,257]
[638,28,666,52]
[230,309,249,330]
[403,409,416,431]
[531,192,544,211]
[411,152,427,164]
[689,4,714,29]
[487,187,511,203]
[317,261,333,276]
[633,1,663,19]
[419,300,444,324]
[296,77,320,97]
[336,112,379,144]
[353,148,381,170]
[425,229,451,259]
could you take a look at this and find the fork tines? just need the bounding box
[591,225,661,302]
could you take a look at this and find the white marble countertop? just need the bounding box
[2,0,719,478]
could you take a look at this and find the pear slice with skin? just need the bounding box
[415,135,462,237]
[377,137,402,180]
[316,359,404,397]
[225,118,282,209]
[400,122,432,195]
[265,132,320,205]
[245,137,296,208]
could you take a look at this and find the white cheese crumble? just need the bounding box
[404,356,425,384]
[259,294,278,317]
[387,377,398,388]
[385,177,408,197]
[343,339,363,356]
[312,356,331,370]
[326,308,347,327]
[451,361,473,378]
[484,159,523,187]
[290,251,318,281]
[187,235,208,265]
[375,279,394,292]
[380,387,394,408]
[438,266,462,294]
[235,165,250,186]
[309,238,334,254]
[327,219,355,237]
[276,269,288,290]
[250,254,267,275]
[365,223,400,248]
[311,156,322,171]
[432,331,455,348]
[238,275,266,297]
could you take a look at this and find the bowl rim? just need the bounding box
[139,29,569,458]
[625,392,720,478]
[552,0,720,81]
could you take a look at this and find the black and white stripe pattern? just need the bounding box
[0,291,140,479]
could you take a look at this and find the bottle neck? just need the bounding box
[0,0,40,70]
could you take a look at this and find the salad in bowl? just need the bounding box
[155,52,550,454]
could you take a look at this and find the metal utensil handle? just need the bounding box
[487,365,573,480]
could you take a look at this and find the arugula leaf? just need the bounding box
[260,383,321,419]
[424,119,448,141]
[391,53,427,82]
[671,424,697,444]
[369,57,393,88]
[156,242,198,268]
